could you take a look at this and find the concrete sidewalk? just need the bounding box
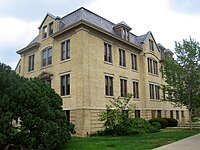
[154,133,200,150]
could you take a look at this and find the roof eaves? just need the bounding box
[15,58,21,71]
[17,42,40,54]
[52,20,142,51]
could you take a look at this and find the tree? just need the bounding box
[99,93,135,134]
[162,37,200,130]
[0,63,70,149]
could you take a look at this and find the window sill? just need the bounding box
[133,98,140,101]
[119,65,127,69]
[27,70,35,74]
[132,69,138,73]
[61,95,71,98]
[41,36,51,41]
[150,99,161,102]
[105,95,114,98]
[41,64,52,70]
[104,61,113,65]
[60,59,70,64]
[148,72,159,77]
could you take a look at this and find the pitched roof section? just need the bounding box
[60,7,141,46]
[38,12,60,29]
[113,21,132,31]
[21,7,163,52]
[28,35,39,46]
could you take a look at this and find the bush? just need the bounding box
[0,63,71,150]
[69,122,76,134]
[163,118,178,127]
[149,118,168,129]
[151,122,161,130]
[100,118,159,136]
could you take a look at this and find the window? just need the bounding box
[147,58,153,73]
[157,110,161,118]
[122,28,129,40]
[135,110,140,118]
[104,43,112,63]
[176,110,179,119]
[133,81,139,98]
[119,49,126,67]
[147,58,158,75]
[181,111,184,117]
[49,22,53,36]
[120,79,127,97]
[131,54,137,70]
[28,54,34,72]
[149,84,155,99]
[61,74,70,96]
[153,60,158,75]
[149,39,154,51]
[43,79,51,87]
[64,110,70,126]
[42,47,52,67]
[105,76,113,96]
[170,110,173,118]
[149,83,160,100]
[61,40,70,61]
[42,26,47,39]
[155,85,160,100]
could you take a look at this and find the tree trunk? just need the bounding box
[189,109,193,130]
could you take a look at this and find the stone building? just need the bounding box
[16,7,188,136]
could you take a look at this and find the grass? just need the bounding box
[62,128,200,150]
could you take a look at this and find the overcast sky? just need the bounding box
[1,0,200,69]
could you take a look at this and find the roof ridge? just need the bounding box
[61,7,116,25]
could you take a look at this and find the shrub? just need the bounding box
[163,118,178,127]
[69,122,76,134]
[151,122,161,130]
[0,63,71,150]
[149,118,168,129]
[99,118,159,136]
[148,126,160,133]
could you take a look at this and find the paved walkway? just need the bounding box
[154,133,200,150]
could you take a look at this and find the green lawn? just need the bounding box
[62,128,200,150]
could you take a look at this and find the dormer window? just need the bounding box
[149,39,154,51]
[49,22,53,36]
[113,21,131,41]
[43,26,47,39]
[123,29,129,40]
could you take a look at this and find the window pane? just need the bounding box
[61,42,66,60]
[42,50,47,66]
[49,22,53,35]
[43,26,47,39]
[104,43,107,62]
[108,45,112,63]
[67,40,70,59]
[105,76,108,95]
[66,74,70,95]
[48,48,52,65]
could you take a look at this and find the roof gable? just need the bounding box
[139,31,160,52]
[38,12,60,29]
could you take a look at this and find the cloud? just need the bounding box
[87,0,200,51]
[169,0,200,15]
[0,0,94,20]
[0,17,39,69]
[0,0,94,69]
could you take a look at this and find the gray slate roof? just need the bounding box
[27,7,149,47]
